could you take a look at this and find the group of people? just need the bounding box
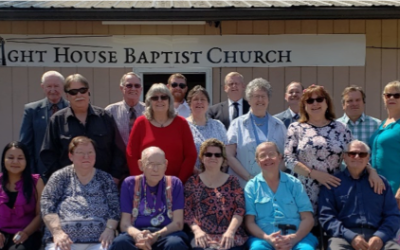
[0,69,399,250]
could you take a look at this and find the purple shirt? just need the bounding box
[120,175,184,229]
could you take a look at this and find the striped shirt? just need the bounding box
[337,113,381,144]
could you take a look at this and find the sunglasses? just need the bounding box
[346,152,369,158]
[383,93,400,99]
[150,95,169,101]
[306,97,325,104]
[204,152,222,158]
[66,87,89,96]
[125,83,142,89]
[171,82,187,89]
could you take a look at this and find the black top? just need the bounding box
[40,105,127,181]
[5,189,18,209]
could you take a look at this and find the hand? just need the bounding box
[99,228,115,249]
[220,231,235,249]
[275,234,293,250]
[265,231,281,249]
[368,236,383,250]
[194,229,208,248]
[368,168,385,195]
[311,170,341,189]
[0,232,5,249]
[395,188,400,210]
[53,230,73,250]
[13,231,28,245]
[134,231,151,250]
[351,235,369,250]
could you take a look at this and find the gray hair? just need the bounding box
[144,83,176,120]
[245,78,272,100]
[345,140,371,154]
[41,71,65,84]
[120,72,141,86]
[255,141,282,159]
[141,146,166,161]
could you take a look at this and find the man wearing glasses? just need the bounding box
[207,72,250,130]
[318,140,400,250]
[106,72,145,146]
[40,74,127,183]
[19,71,69,176]
[166,73,190,118]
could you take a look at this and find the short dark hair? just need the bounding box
[64,74,89,92]
[167,73,187,85]
[187,85,210,107]
[341,85,366,104]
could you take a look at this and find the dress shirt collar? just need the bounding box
[341,113,366,124]
[228,98,243,107]
[254,171,289,183]
[288,108,297,118]
[343,167,368,179]
[123,100,140,112]
[65,104,97,121]
[46,98,65,111]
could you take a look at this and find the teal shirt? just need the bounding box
[370,119,400,193]
[244,171,313,235]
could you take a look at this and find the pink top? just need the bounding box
[0,174,39,234]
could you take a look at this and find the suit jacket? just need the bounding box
[207,99,250,130]
[274,108,297,128]
[19,97,69,175]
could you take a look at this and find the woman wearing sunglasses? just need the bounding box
[184,139,248,250]
[127,83,197,184]
[370,81,400,209]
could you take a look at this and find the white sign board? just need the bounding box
[0,34,365,67]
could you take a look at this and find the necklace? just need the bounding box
[251,113,267,126]
[152,118,168,127]
[190,115,208,126]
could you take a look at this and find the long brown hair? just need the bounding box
[298,85,335,123]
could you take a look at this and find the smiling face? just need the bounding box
[343,90,365,119]
[150,92,169,114]
[285,82,303,107]
[41,75,64,104]
[344,141,369,171]
[201,146,224,171]
[120,74,142,104]
[224,75,245,102]
[139,150,168,186]
[68,142,96,170]
[66,81,90,110]
[168,77,188,102]
[249,88,269,115]
[304,93,328,119]
[255,143,281,173]
[189,92,209,117]
[4,147,26,176]
[383,87,400,111]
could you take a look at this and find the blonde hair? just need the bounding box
[68,136,96,154]
[224,72,244,85]
[383,81,400,94]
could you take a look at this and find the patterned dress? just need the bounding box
[284,121,352,213]
[184,175,248,247]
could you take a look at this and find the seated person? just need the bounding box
[319,140,400,250]
[244,142,318,250]
[41,136,120,250]
[0,142,44,250]
[184,139,248,250]
[109,146,189,250]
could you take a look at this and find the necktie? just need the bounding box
[51,104,59,115]
[293,114,300,121]
[232,102,239,120]
[129,107,137,133]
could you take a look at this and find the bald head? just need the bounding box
[141,147,165,162]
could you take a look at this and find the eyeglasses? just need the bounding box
[66,87,89,96]
[125,83,142,89]
[251,95,268,100]
[150,95,169,101]
[305,97,325,104]
[204,152,222,158]
[171,82,187,89]
[346,152,369,158]
[383,93,400,99]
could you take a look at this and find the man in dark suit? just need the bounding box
[207,72,250,129]
[19,71,69,175]
[274,81,304,128]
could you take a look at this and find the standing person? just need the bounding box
[274,81,304,128]
[167,73,190,118]
[207,72,250,130]
[226,78,287,187]
[127,83,197,184]
[105,72,145,146]
[40,74,127,183]
[0,141,44,250]
[19,71,69,175]
[186,86,228,171]
[337,85,381,144]
[370,81,400,199]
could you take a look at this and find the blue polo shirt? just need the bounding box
[244,171,313,235]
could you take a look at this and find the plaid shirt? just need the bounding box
[337,113,381,144]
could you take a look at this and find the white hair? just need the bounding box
[41,71,65,84]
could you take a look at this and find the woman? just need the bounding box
[184,139,248,250]
[110,146,189,250]
[186,86,228,171]
[284,84,382,214]
[127,83,197,183]
[0,142,44,250]
[41,136,120,250]
[245,142,317,250]
[226,78,287,187]
[370,81,400,207]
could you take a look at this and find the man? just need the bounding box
[337,85,381,144]
[105,72,145,146]
[19,71,69,175]
[40,74,127,182]
[274,81,303,128]
[167,73,190,118]
[319,140,400,250]
[207,72,250,129]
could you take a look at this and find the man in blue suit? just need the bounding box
[19,71,69,175]
[274,81,304,128]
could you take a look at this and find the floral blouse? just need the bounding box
[284,121,352,213]
[184,175,248,247]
